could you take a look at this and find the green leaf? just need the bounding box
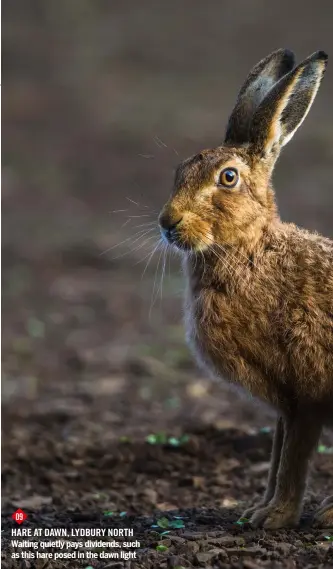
[169,519,185,529]
[156,432,168,444]
[119,436,131,443]
[168,437,180,446]
[235,517,249,526]
[317,445,333,454]
[146,434,157,444]
[157,517,169,529]
[103,511,114,517]
[119,511,127,517]
[324,535,333,541]
[260,426,271,434]
[156,544,168,552]
[179,434,190,444]
[160,530,170,536]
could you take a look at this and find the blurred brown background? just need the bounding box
[2,0,333,510]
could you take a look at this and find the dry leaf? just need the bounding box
[14,495,52,509]
[157,502,178,511]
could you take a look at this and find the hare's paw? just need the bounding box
[242,501,268,519]
[313,496,333,528]
[250,503,300,529]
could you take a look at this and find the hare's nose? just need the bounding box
[159,215,183,231]
[159,214,183,243]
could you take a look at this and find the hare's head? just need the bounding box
[159,49,327,252]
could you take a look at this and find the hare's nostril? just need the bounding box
[159,215,183,231]
[159,215,183,244]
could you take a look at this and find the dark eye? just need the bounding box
[219,167,239,188]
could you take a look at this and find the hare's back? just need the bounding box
[272,226,333,398]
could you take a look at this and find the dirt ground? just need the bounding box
[2,1,333,568]
[2,241,333,569]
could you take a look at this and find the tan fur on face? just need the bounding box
[159,147,277,252]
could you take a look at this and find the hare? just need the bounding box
[158,49,333,529]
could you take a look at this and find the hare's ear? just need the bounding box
[225,49,295,145]
[249,51,328,158]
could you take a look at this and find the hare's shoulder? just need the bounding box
[268,223,333,293]
[277,223,333,261]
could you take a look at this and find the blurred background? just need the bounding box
[2,0,333,518]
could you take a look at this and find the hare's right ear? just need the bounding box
[249,51,328,159]
[225,49,295,144]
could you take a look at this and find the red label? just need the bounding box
[12,509,28,524]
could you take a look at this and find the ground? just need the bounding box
[2,242,333,569]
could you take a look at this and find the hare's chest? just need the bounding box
[185,289,243,375]
[184,287,279,402]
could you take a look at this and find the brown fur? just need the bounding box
[158,49,333,528]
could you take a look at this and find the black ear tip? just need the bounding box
[273,48,295,62]
[283,48,295,60]
[300,51,328,74]
[281,48,296,69]
[318,51,328,67]
[313,50,328,65]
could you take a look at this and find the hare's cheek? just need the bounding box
[184,220,214,251]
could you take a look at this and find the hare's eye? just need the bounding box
[219,167,239,189]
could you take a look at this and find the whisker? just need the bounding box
[126,197,151,210]
[167,247,172,278]
[100,227,155,256]
[199,233,276,291]
[212,247,237,287]
[199,236,237,287]
[158,244,168,300]
[128,214,153,218]
[134,221,158,230]
[126,197,140,206]
[203,216,278,289]
[111,234,157,261]
[153,135,168,149]
[121,218,131,228]
[110,204,157,215]
[138,154,155,159]
[152,245,167,307]
[141,241,161,279]
[149,246,164,319]
[134,242,159,266]
[214,240,277,291]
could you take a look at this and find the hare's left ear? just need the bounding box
[225,49,295,144]
[249,51,327,159]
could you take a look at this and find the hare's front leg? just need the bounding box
[250,411,322,529]
[242,416,284,518]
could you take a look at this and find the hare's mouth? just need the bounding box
[160,226,192,251]
[159,210,212,252]
[160,226,211,253]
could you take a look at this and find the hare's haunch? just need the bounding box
[159,49,333,529]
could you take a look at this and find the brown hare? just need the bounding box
[158,49,333,529]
